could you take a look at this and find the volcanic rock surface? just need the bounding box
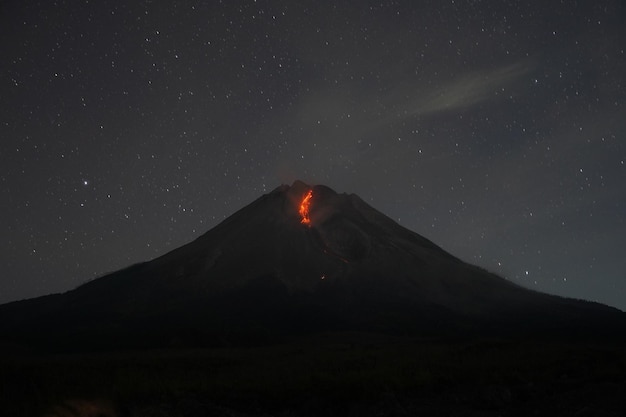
[1,181,623,350]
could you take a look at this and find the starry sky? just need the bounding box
[2,1,625,310]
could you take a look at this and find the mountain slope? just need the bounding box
[1,181,623,351]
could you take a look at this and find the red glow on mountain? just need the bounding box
[299,189,313,226]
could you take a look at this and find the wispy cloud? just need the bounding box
[407,61,535,116]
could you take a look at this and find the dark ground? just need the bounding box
[1,333,625,417]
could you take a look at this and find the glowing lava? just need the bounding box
[299,189,313,226]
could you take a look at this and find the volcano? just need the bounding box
[1,181,624,351]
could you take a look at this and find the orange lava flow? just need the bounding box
[299,189,313,226]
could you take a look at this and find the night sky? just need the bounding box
[2,1,625,311]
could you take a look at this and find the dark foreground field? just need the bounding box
[2,334,625,417]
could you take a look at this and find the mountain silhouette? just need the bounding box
[1,181,624,351]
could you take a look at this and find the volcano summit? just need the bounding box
[1,181,623,350]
